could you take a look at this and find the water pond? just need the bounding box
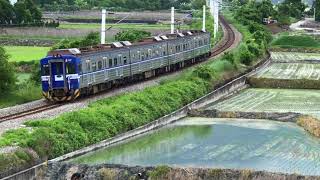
[70,117,320,175]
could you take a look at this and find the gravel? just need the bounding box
[0,21,242,136]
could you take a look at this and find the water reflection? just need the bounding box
[70,118,320,176]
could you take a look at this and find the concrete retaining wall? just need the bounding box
[189,109,301,123]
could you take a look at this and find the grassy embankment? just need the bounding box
[0,10,270,175]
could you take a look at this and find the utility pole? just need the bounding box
[209,0,219,38]
[171,7,175,34]
[202,5,206,32]
[101,9,106,45]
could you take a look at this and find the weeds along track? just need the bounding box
[0,16,236,123]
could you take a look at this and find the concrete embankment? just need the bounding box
[42,163,320,180]
[189,109,301,122]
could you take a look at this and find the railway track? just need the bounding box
[211,15,236,57]
[0,15,236,124]
[0,103,62,123]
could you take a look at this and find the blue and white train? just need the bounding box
[40,30,211,101]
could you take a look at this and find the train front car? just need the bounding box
[40,48,81,102]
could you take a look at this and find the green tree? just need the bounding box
[191,0,205,9]
[316,0,320,22]
[0,0,14,25]
[278,0,307,19]
[0,47,16,93]
[14,0,42,24]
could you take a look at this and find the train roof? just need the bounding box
[47,30,209,57]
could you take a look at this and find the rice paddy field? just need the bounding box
[206,88,320,118]
[270,52,320,63]
[4,46,50,62]
[71,117,320,176]
[254,63,320,80]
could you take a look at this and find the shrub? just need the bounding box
[239,48,254,66]
[222,52,235,65]
[192,65,217,82]
[51,32,100,50]
[247,43,261,56]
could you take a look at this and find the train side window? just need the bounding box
[103,57,108,67]
[137,51,141,61]
[148,49,152,58]
[123,56,127,64]
[109,59,112,67]
[86,60,90,72]
[114,58,118,66]
[98,61,103,70]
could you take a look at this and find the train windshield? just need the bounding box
[66,63,76,74]
[53,62,64,75]
[42,65,50,76]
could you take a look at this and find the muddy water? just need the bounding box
[70,117,320,175]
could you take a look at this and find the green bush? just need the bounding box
[222,52,236,65]
[247,43,261,57]
[51,32,100,50]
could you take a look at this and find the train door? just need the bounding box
[85,60,94,85]
[117,54,123,77]
[49,60,66,89]
[103,57,109,80]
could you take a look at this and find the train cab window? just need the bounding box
[42,65,49,76]
[123,56,127,64]
[55,63,63,75]
[66,63,76,74]
[114,58,118,66]
[98,61,103,70]
[109,59,112,67]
